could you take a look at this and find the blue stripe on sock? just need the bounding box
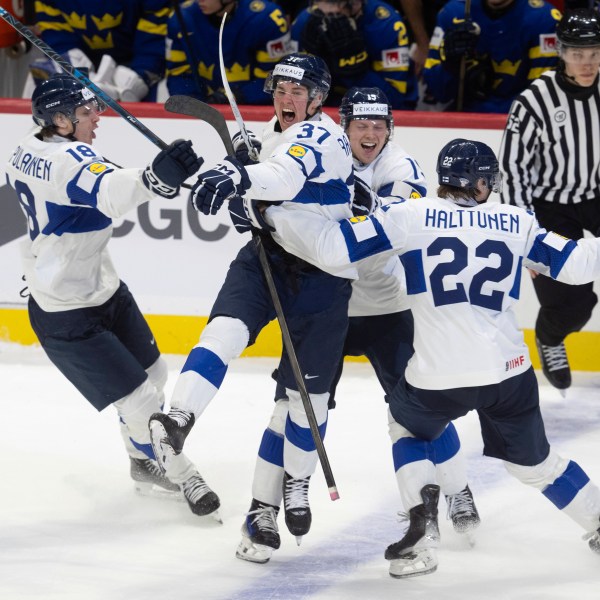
[130,438,155,460]
[392,436,431,471]
[542,460,590,510]
[285,418,327,452]
[432,423,461,464]
[258,428,284,467]
[181,347,227,389]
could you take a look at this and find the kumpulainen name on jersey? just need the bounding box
[9,145,52,181]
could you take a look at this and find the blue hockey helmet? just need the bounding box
[437,138,502,192]
[31,73,105,128]
[557,9,600,48]
[264,52,331,103]
[339,87,394,136]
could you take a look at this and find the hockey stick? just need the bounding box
[217,14,259,161]
[0,6,167,150]
[165,95,231,147]
[455,0,472,112]
[166,98,339,503]
[218,14,338,499]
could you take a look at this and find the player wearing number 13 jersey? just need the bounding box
[265,138,600,577]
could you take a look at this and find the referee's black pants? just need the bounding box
[532,199,600,346]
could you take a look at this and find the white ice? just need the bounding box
[2,342,599,600]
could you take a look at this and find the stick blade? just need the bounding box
[164,95,233,154]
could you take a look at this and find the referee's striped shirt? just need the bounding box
[499,70,600,209]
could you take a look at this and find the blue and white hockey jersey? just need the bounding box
[350,142,426,316]
[5,129,159,312]
[266,196,600,389]
[244,112,355,224]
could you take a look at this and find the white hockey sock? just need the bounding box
[170,316,249,416]
[283,389,329,479]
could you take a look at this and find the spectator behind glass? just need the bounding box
[423,0,562,113]
[291,0,418,109]
[394,0,449,76]
[29,0,169,102]
[166,0,291,105]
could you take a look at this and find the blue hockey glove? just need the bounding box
[441,20,480,65]
[143,139,203,199]
[231,130,262,165]
[190,156,251,215]
[352,176,380,217]
[228,197,275,234]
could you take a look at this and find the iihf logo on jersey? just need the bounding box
[506,355,525,371]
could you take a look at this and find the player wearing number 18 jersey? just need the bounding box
[5,74,206,511]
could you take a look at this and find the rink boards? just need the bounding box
[0,100,598,370]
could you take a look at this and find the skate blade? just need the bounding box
[235,539,273,564]
[462,530,476,548]
[295,535,303,546]
[210,510,223,524]
[559,388,567,399]
[389,549,438,579]
[134,482,184,501]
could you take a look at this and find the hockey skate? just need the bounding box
[536,338,571,393]
[445,485,480,545]
[181,472,221,520]
[584,519,600,554]
[148,410,195,474]
[129,457,181,498]
[283,472,311,544]
[236,499,281,564]
[385,484,441,579]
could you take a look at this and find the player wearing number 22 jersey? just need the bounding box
[267,172,600,391]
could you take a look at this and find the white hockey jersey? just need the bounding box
[246,113,354,216]
[266,196,600,390]
[350,142,427,317]
[5,128,157,312]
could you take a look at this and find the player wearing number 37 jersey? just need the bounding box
[264,138,600,577]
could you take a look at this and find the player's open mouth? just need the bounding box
[361,142,376,150]
[282,109,296,123]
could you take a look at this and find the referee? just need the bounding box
[499,9,600,392]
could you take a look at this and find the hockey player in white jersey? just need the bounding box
[236,87,479,564]
[149,53,355,530]
[261,138,600,576]
[4,73,209,509]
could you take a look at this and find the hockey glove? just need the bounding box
[464,55,495,102]
[322,14,369,77]
[228,197,274,234]
[352,176,380,217]
[231,130,262,166]
[142,139,203,199]
[441,20,481,67]
[190,156,251,215]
